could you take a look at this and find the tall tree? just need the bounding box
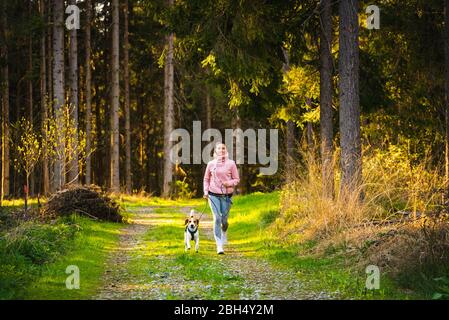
[52,0,65,191]
[28,0,34,197]
[40,0,50,195]
[47,2,53,119]
[68,0,79,185]
[320,0,334,197]
[162,0,175,197]
[124,0,132,194]
[28,1,34,123]
[110,0,120,193]
[338,0,361,193]
[445,0,449,182]
[85,0,92,186]
[206,90,212,129]
[233,109,244,193]
[282,48,296,179]
[1,0,10,202]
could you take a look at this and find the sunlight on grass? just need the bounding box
[116,194,204,208]
[25,218,122,300]
[1,190,418,300]
[126,204,246,299]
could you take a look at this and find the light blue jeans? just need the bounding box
[208,194,232,244]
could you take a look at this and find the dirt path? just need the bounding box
[94,208,156,300]
[94,206,333,300]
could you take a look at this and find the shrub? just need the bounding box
[2,219,78,264]
[174,178,195,199]
[0,217,79,298]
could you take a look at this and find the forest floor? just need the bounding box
[94,204,332,300]
[6,192,414,300]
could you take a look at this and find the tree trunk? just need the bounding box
[47,1,52,115]
[124,0,132,194]
[320,0,334,198]
[25,176,29,211]
[40,0,50,195]
[68,0,79,185]
[206,90,212,129]
[28,1,35,197]
[28,1,34,124]
[85,0,92,186]
[338,0,361,194]
[110,0,120,193]
[162,0,175,197]
[445,0,449,184]
[286,120,295,177]
[52,0,65,191]
[1,1,10,202]
[95,82,102,186]
[307,122,314,152]
[234,109,244,194]
[282,47,296,179]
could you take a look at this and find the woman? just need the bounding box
[203,143,240,254]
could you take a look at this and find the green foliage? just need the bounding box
[173,178,195,199]
[259,209,279,228]
[3,220,77,264]
[12,118,41,181]
[432,277,449,300]
[43,104,91,177]
[271,64,320,126]
[0,217,79,299]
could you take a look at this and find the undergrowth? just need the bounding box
[279,145,449,298]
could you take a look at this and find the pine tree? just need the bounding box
[338,0,361,193]
[110,0,121,193]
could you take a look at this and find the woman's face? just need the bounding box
[216,143,227,156]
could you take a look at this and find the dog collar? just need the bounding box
[186,226,198,238]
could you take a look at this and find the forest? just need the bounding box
[1,0,449,301]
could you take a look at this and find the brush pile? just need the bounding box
[43,185,123,222]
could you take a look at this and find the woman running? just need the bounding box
[203,143,240,254]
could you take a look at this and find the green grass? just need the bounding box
[117,194,204,209]
[191,192,419,300]
[24,217,122,299]
[127,207,246,299]
[0,212,122,300]
[125,191,413,299]
[0,191,432,300]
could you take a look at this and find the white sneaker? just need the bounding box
[222,232,228,245]
[217,244,224,254]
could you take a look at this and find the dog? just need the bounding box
[184,209,200,252]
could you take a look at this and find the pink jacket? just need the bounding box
[203,156,240,195]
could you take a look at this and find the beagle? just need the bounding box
[185,210,200,252]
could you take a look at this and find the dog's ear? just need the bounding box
[195,219,199,225]
[184,219,189,225]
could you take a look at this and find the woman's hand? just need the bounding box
[203,194,209,199]
[222,181,233,188]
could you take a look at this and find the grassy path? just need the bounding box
[1,192,417,299]
[94,203,330,300]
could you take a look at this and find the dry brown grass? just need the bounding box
[364,216,449,275]
[279,146,449,277]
